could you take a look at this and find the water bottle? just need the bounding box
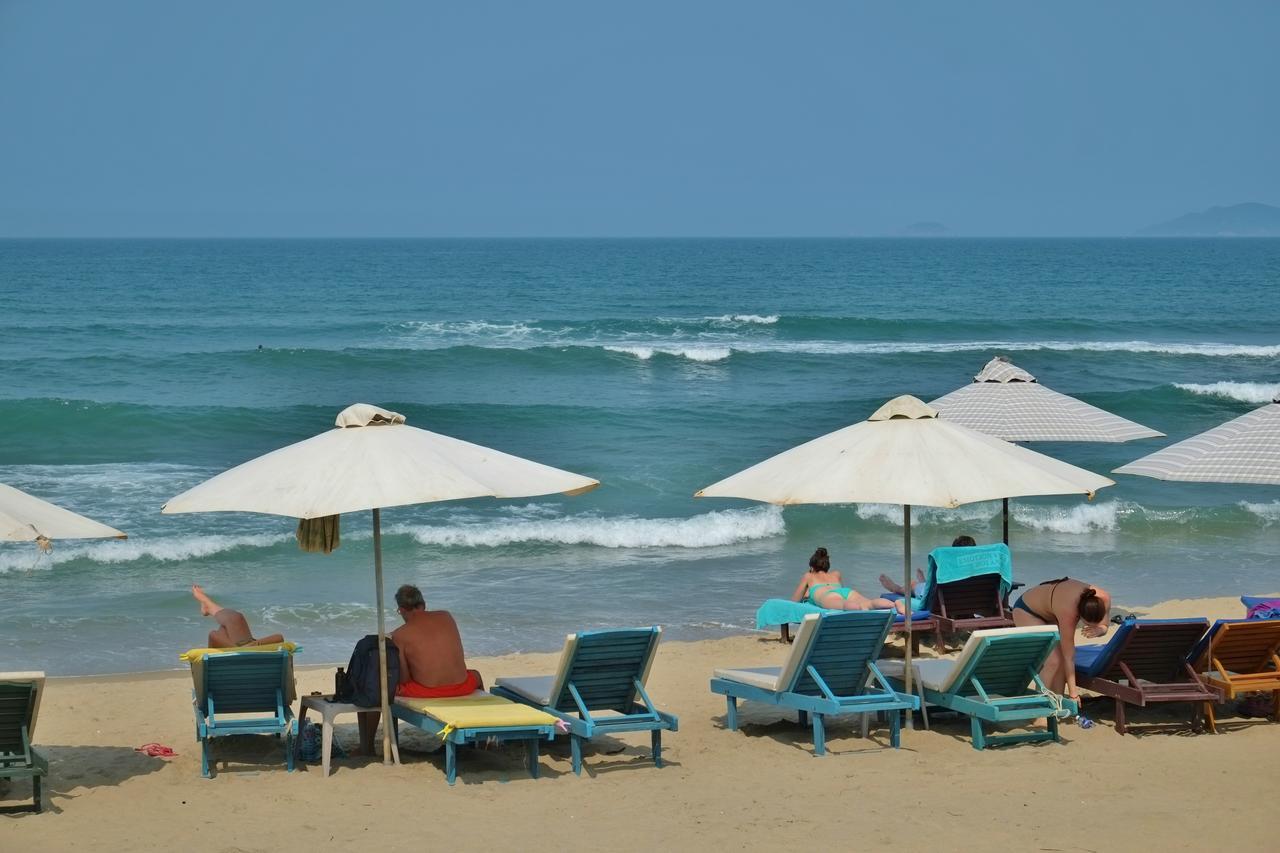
[1076,714,1094,730]
[334,667,347,699]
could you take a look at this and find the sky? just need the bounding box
[1,1,1277,237]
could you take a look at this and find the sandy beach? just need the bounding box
[3,593,1274,852]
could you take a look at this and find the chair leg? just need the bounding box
[446,741,457,786]
[970,716,986,750]
[286,722,296,772]
[651,729,663,768]
[725,696,738,731]
[1048,714,1060,743]
[32,774,42,814]
[1203,701,1216,734]
[811,713,826,756]
[571,735,583,775]
[890,710,901,749]
[916,681,930,730]
[527,738,540,779]
[1115,699,1127,735]
[201,738,211,778]
[321,716,334,778]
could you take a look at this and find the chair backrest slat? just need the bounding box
[552,628,660,713]
[789,611,891,697]
[937,574,1004,619]
[204,652,288,714]
[1099,621,1208,682]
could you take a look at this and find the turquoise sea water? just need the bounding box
[1,238,1277,674]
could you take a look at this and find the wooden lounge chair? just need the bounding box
[880,626,1075,750]
[184,646,298,778]
[493,627,678,775]
[0,672,47,814]
[1073,618,1216,735]
[391,692,560,785]
[710,611,919,756]
[1187,619,1280,732]
[933,573,1014,634]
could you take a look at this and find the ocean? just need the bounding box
[1,238,1277,675]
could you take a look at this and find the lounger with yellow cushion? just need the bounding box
[391,692,560,785]
[180,643,299,778]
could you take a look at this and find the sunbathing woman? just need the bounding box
[192,584,284,648]
[790,547,899,611]
[1011,577,1111,702]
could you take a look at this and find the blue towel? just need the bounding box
[755,598,930,629]
[927,543,1013,600]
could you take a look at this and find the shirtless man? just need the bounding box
[191,584,284,648]
[357,584,482,753]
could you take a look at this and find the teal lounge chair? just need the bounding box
[493,627,678,775]
[188,648,298,778]
[879,626,1076,750]
[0,672,47,813]
[709,611,919,756]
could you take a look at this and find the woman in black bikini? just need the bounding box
[1012,577,1111,703]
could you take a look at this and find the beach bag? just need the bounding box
[338,634,400,707]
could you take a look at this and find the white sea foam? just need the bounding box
[1013,503,1120,534]
[705,314,779,325]
[1241,501,1280,524]
[0,533,292,573]
[855,500,1121,534]
[397,506,784,549]
[1174,382,1280,404]
[599,339,1280,360]
[603,345,733,363]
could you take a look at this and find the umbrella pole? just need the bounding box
[1003,497,1010,545]
[373,508,397,766]
[902,504,913,731]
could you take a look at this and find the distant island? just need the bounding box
[1140,202,1280,237]
[898,221,950,237]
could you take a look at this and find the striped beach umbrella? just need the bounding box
[930,356,1163,541]
[1114,394,1280,484]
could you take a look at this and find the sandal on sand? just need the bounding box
[135,743,178,758]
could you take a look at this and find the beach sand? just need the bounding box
[4,594,1274,852]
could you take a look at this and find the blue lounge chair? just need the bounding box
[0,672,47,813]
[186,646,298,778]
[879,626,1076,750]
[1074,618,1216,735]
[710,611,919,756]
[493,627,678,775]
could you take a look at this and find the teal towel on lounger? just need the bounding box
[927,543,1013,599]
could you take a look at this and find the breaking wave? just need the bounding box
[1174,382,1279,404]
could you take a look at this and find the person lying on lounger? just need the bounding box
[790,547,901,611]
[877,534,977,603]
[357,584,484,753]
[191,584,285,648]
[1012,577,1112,703]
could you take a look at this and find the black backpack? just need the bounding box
[338,634,400,707]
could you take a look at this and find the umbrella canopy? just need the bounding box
[696,395,1113,708]
[0,482,127,542]
[929,357,1164,443]
[696,395,1114,507]
[1113,394,1280,484]
[929,356,1161,542]
[163,403,599,763]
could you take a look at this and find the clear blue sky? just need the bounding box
[1,1,1276,236]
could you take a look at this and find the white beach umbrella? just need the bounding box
[1113,394,1280,484]
[0,482,127,543]
[163,403,599,763]
[695,395,1112,700]
[930,356,1162,541]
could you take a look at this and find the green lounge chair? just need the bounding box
[880,626,1076,750]
[186,647,298,778]
[0,672,47,813]
[493,626,678,775]
[709,610,919,756]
